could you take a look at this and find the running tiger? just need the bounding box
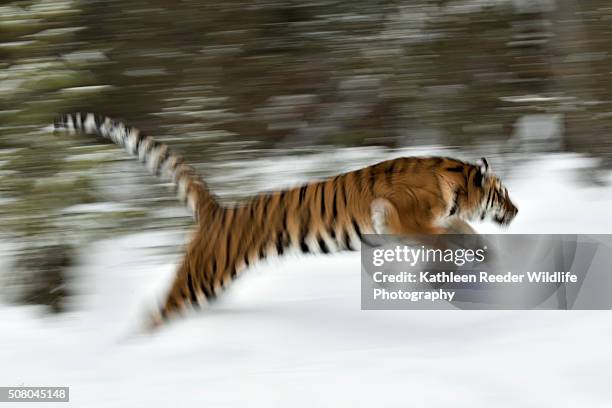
[52,113,518,329]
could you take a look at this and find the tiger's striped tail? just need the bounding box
[52,113,220,221]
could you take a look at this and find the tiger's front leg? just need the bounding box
[443,217,478,234]
[370,197,450,236]
[369,197,482,252]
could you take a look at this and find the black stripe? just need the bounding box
[352,219,363,241]
[155,148,170,176]
[369,170,376,195]
[276,234,284,256]
[75,112,83,130]
[299,238,309,253]
[449,189,459,216]
[331,188,338,220]
[474,170,483,187]
[279,192,289,240]
[298,196,311,253]
[167,295,179,310]
[201,281,213,299]
[179,287,187,300]
[259,194,269,213]
[225,235,232,271]
[318,236,329,254]
[299,185,308,204]
[54,115,64,130]
[208,204,220,220]
[94,114,103,131]
[343,229,354,251]
[299,215,310,253]
[279,204,288,252]
[282,209,288,231]
[431,157,444,167]
[446,166,464,173]
[81,112,89,131]
[320,184,326,218]
[278,191,286,207]
[485,188,494,209]
[187,273,199,304]
[133,132,146,155]
[386,161,396,185]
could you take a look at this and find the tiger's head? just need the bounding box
[469,158,518,226]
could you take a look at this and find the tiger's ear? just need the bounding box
[474,157,489,187]
[478,157,489,174]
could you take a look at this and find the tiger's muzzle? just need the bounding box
[494,200,518,226]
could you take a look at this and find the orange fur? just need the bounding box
[155,156,518,325]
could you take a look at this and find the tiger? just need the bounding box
[52,113,518,330]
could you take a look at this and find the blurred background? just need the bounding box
[2,0,612,312]
[1,1,612,405]
[0,0,612,311]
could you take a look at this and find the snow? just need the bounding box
[1,152,612,407]
[60,202,134,214]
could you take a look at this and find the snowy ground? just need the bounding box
[1,151,612,407]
